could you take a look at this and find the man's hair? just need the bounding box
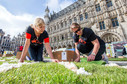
[34,18,45,27]
[70,23,81,32]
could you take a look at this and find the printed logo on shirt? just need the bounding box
[78,37,87,44]
[31,38,43,45]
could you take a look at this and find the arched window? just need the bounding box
[85,12,88,19]
[61,35,64,40]
[57,24,59,29]
[106,0,113,7]
[111,17,119,27]
[61,22,63,28]
[69,19,72,25]
[54,26,56,30]
[74,17,77,22]
[95,4,101,12]
[99,21,105,30]
[54,37,56,42]
[79,14,83,21]
[65,21,67,27]
[70,32,73,37]
[65,33,68,39]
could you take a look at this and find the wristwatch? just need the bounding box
[91,52,96,56]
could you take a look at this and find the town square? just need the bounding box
[0,0,127,84]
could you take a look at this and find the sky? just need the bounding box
[0,0,77,38]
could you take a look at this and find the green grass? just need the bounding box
[0,62,3,65]
[81,57,127,62]
[80,58,106,65]
[44,56,50,59]
[0,62,127,84]
[0,57,127,84]
[109,58,127,61]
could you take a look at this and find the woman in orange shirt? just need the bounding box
[19,18,59,62]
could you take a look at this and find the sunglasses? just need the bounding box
[74,28,80,33]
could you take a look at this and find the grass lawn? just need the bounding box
[109,58,127,61]
[80,58,106,65]
[0,56,127,84]
[0,62,127,84]
[81,57,127,61]
[44,56,50,59]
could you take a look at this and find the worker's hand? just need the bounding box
[51,59,59,63]
[87,54,95,61]
[74,57,80,62]
[19,58,24,63]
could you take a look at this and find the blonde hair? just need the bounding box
[34,18,45,27]
[70,23,81,32]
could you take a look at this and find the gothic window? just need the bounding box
[95,4,101,12]
[99,21,105,30]
[48,28,50,33]
[85,12,88,19]
[111,17,119,27]
[65,21,67,27]
[54,26,56,30]
[57,36,59,42]
[69,19,72,25]
[61,22,63,28]
[54,37,56,42]
[79,14,83,21]
[57,24,59,29]
[51,27,52,32]
[61,35,64,40]
[106,0,113,8]
[74,17,77,22]
[70,32,73,37]
[65,33,68,39]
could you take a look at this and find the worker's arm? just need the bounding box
[74,43,80,62]
[87,38,100,61]
[19,39,30,62]
[44,43,59,62]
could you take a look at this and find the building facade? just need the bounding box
[0,29,5,50]
[10,32,25,51]
[0,34,11,50]
[44,0,127,51]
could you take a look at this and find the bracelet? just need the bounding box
[91,52,96,56]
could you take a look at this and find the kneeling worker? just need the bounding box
[20,18,59,62]
[70,23,108,63]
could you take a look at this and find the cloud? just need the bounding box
[0,5,38,38]
[60,0,75,9]
[0,0,76,39]
[46,0,75,13]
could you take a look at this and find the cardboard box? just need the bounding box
[16,51,30,60]
[3,54,14,57]
[0,54,2,57]
[118,56,124,58]
[52,50,77,62]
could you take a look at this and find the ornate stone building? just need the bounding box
[10,32,25,51]
[44,0,127,51]
[0,34,11,50]
[0,29,5,50]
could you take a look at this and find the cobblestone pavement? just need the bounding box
[109,61,127,66]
